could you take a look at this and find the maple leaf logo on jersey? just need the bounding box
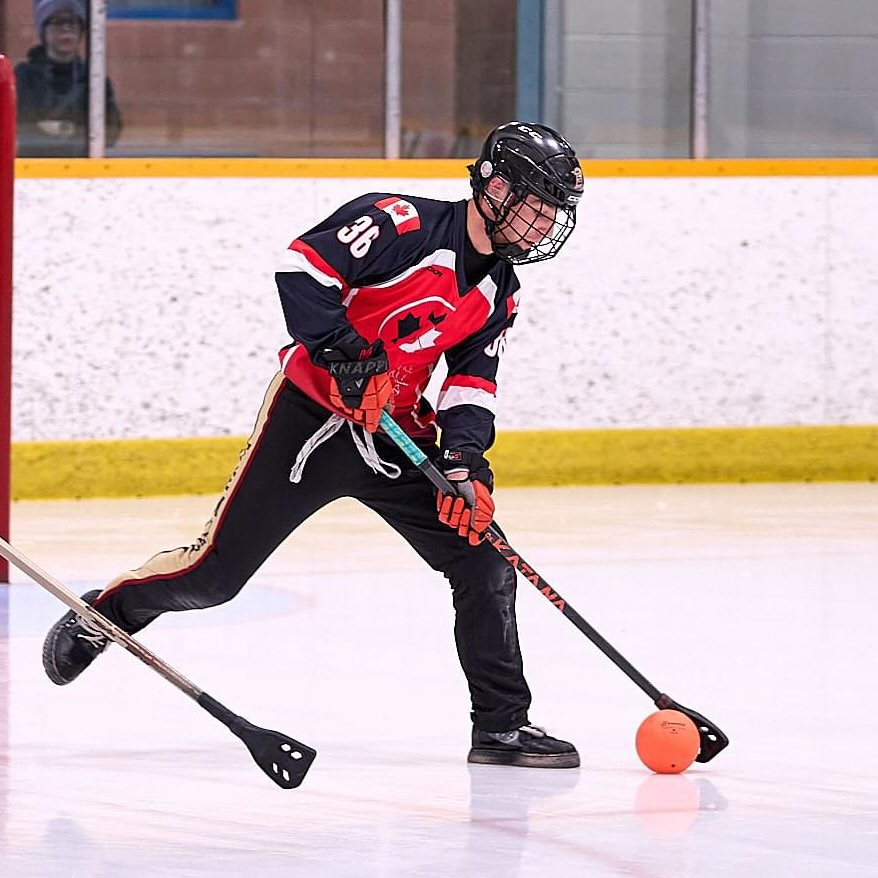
[394,313,421,342]
[400,328,442,353]
[375,197,421,235]
[377,297,455,356]
[391,309,444,353]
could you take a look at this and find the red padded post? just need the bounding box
[0,56,15,582]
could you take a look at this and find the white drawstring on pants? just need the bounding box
[289,414,402,484]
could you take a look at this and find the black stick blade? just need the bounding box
[198,692,317,789]
[234,720,317,789]
[655,694,729,763]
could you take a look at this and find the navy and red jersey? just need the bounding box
[275,193,521,454]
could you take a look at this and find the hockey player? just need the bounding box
[43,121,585,768]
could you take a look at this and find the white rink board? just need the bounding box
[11,175,878,442]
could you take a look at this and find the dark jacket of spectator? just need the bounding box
[15,0,122,157]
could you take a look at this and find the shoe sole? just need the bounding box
[468,748,581,769]
[42,590,105,686]
[42,617,75,685]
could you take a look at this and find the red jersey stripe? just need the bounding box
[442,374,497,394]
[289,239,348,287]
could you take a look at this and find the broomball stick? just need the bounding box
[0,536,316,788]
[378,411,729,763]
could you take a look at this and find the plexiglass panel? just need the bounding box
[5,0,875,159]
[554,0,693,158]
[709,0,878,157]
[4,0,515,158]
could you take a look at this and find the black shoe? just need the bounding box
[42,590,111,686]
[468,724,580,769]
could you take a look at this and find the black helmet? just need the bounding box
[469,121,583,264]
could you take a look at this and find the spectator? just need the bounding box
[14,0,122,157]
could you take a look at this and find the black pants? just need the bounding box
[95,373,532,732]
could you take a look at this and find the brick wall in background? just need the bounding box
[454,0,516,158]
[2,0,515,158]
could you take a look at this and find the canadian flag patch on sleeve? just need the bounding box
[375,196,421,235]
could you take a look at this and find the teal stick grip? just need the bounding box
[379,410,428,465]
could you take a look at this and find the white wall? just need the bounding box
[11,174,878,442]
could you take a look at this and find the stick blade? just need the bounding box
[656,694,729,763]
[198,692,316,788]
[234,721,317,789]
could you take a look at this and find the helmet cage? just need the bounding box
[479,180,577,265]
[470,126,582,265]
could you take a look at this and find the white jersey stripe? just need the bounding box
[367,248,457,289]
[437,385,498,414]
[277,247,343,290]
[474,273,497,316]
[280,344,299,372]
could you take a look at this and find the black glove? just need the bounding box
[315,338,392,432]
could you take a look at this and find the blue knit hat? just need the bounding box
[34,0,86,40]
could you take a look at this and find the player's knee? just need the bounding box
[195,554,248,607]
[447,552,513,600]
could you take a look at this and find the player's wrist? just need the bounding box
[441,449,494,492]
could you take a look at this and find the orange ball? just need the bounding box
[635,709,700,774]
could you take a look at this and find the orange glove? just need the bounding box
[329,370,392,432]
[436,452,495,546]
[322,340,393,433]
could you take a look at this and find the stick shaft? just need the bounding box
[379,411,663,700]
[1,535,319,783]
[0,535,203,700]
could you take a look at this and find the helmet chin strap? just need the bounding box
[480,212,528,261]
[489,235,529,261]
[478,189,527,260]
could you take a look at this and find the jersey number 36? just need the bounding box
[337,216,381,258]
